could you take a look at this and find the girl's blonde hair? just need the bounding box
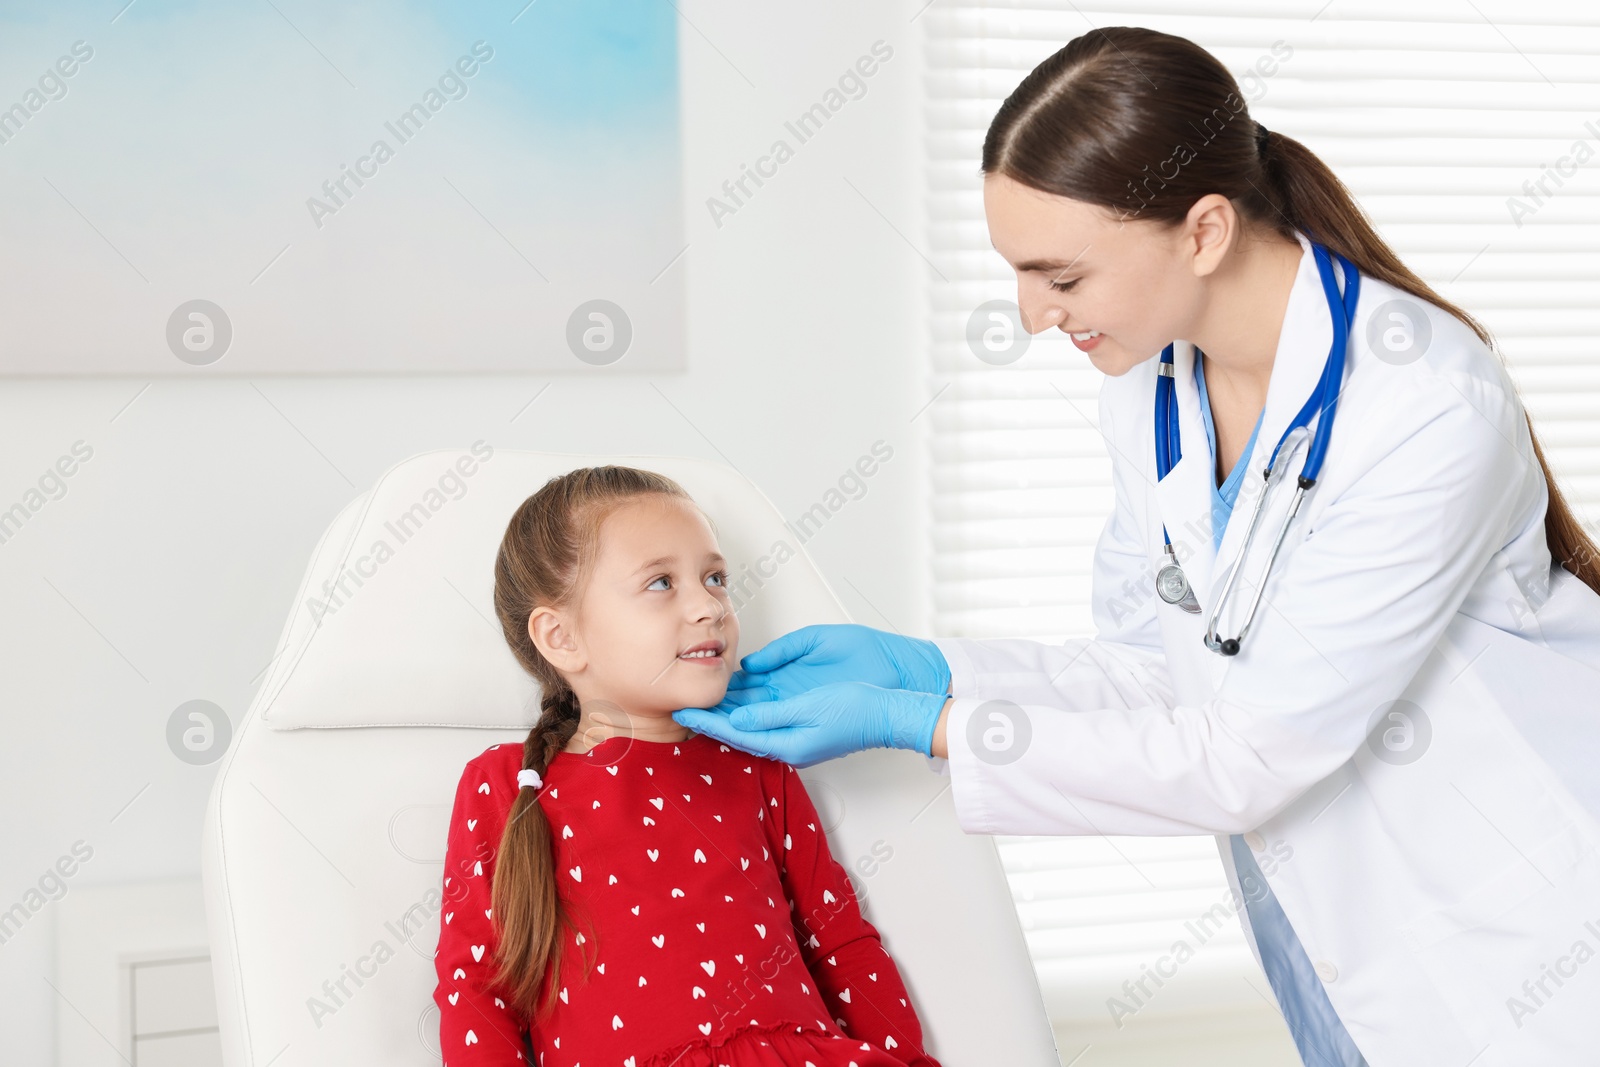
[983,26,1600,595]
[487,465,709,1021]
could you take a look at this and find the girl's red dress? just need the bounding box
[433,731,943,1067]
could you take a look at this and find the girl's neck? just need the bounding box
[563,708,693,754]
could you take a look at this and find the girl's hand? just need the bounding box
[725,623,951,702]
[673,681,950,767]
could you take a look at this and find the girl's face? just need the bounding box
[531,495,738,725]
[983,173,1213,376]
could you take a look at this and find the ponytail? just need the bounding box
[982,26,1600,598]
[487,683,589,1022]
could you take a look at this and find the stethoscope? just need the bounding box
[1154,238,1360,656]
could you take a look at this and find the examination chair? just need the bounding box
[201,448,1059,1065]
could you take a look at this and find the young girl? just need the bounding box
[433,466,942,1067]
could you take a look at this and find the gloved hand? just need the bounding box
[724,623,952,703]
[673,682,949,768]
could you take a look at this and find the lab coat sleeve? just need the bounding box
[924,379,1176,778]
[772,763,941,1066]
[938,363,1534,836]
[434,755,535,1065]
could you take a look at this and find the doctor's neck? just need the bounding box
[1184,228,1305,409]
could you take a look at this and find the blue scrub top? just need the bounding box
[1195,354,1369,1067]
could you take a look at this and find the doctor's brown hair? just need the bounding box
[487,465,704,1022]
[982,25,1600,597]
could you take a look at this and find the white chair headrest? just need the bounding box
[259,447,847,730]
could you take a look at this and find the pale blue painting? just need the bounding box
[0,0,684,372]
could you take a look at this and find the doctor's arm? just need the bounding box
[934,368,1535,836]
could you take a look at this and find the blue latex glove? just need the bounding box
[673,681,949,768]
[724,623,952,702]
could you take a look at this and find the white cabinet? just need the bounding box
[55,878,221,1066]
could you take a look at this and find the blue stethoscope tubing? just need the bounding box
[1153,238,1361,655]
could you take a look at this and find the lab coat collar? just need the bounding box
[1152,229,1338,612]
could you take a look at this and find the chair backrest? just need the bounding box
[201,447,1059,1064]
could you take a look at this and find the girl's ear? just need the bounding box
[530,607,585,672]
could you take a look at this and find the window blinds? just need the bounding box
[922,0,1600,1030]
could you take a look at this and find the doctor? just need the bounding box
[675,25,1600,1067]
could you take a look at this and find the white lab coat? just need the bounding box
[928,229,1600,1066]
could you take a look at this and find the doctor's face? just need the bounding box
[984,173,1204,376]
[529,495,738,723]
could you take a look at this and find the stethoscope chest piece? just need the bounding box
[1156,555,1201,613]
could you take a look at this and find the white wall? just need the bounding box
[0,4,929,1061]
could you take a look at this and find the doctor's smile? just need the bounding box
[48,6,1596,1067]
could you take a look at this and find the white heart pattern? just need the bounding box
[652,934,665,947]
[699,1022,713,1035]
[471,944,485,962]
[754,923,766,938]
[700,960,716,976]
[569,866,582,882]
[465,1029,478,1044]
[466,819,477,831]
[647,848,659,861]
